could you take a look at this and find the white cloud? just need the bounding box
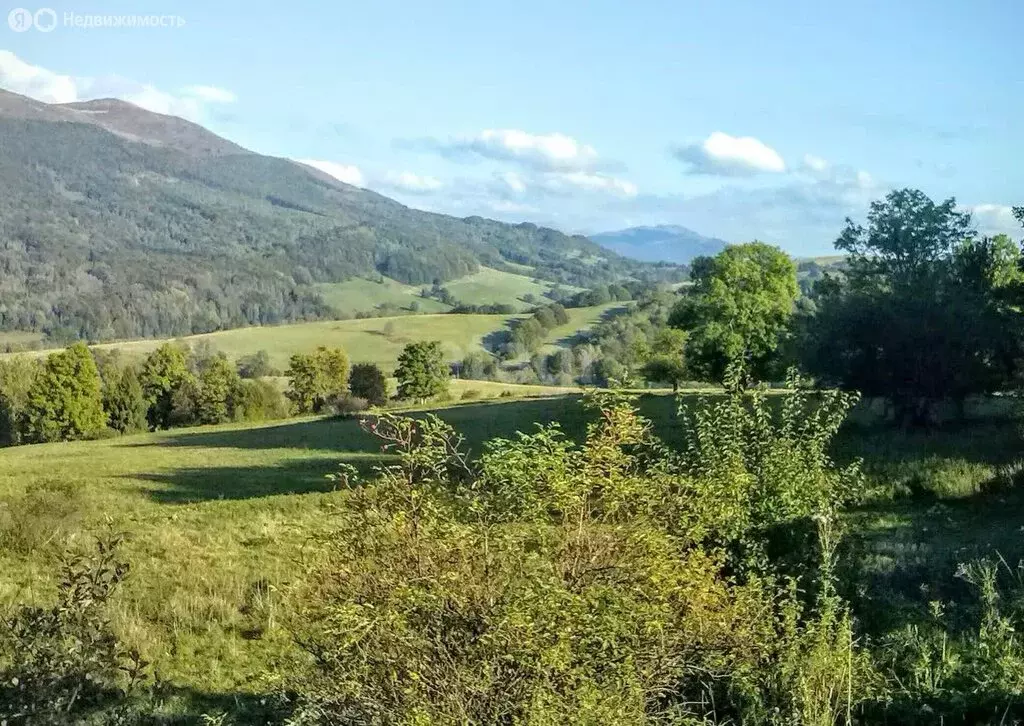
[543,171,638,197]
[801,154,829,173]
[499,171,527,194]
[970,204,1021,237]
[0,51,235,122]
[418,128,604,172]
[384,170,442,193]
[0,50,78,103]
[298,159,365,187]
[181,85,237,104]
[674,131,786,176]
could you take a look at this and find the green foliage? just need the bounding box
[348,362,388,406]
[286,347,351,414]
[800,189,1023,426]
[233,378,291,421]
[140,343,194,430]
[285,369,869,723]
[640,327,688,391]
[23,343,106,443]
[670,242,799,380]
[394,341,449,401]
[196,354,244,425]
[0,534,148,724]
[0,357,37,446]
[103,365,148,434]
[236,350,279,379]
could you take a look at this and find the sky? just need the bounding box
[1,0,1022,255]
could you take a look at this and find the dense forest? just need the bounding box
[0,90,682,342]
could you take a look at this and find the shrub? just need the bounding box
[328,395,369,418]
[284,366,870,723]
[0,534,148,723]
[460,388,481,400]
[234,379,290,422]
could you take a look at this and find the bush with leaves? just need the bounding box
[283,364,871,724]
[0,534,148,724]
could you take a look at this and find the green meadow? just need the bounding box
[1,391,1021,712]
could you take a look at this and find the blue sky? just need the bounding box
[2,0,1022,255]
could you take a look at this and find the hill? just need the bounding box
[2,305,622,372]
[0,89,683,342]
[590,224,728,264]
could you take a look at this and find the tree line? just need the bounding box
[0,339,452,446]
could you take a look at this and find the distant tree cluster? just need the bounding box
[0,342,291,445]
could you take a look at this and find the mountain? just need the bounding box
[0,89,682,342]
[591,225,729,264]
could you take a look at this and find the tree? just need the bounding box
[196,354,243,424]
[0,357,38,446]
[349,363,389,406]
[640,328,688,391]
[395,341,448,402]
[801,189,1022,426]
[286,347,351,414]
[236,350,279,379]
[140,344,194,430]
[23,343,105,442]
[103,366,148,434]
[670,242,798,381]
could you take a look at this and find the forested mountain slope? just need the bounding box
[0,90,678,341]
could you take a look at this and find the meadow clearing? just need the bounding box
[0,304,625,372]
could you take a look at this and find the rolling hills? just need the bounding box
[0,88,684,343]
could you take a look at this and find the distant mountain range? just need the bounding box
[0,88,682,342]
[590,225,729,264]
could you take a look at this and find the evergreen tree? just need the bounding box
[103,366,148,434]
[395,341,449,402]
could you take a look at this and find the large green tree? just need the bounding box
[670,242,798,380]
[23,343,106,442]
[349,363,389,406]
[140,344,195,430]
[286,347,351,414]
[196,354,243,424]
[395,341,449,402]
[800,189,1023,425]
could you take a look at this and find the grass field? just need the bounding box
[314,277,448,315]
[2,391,1022,712]
[313,267,582,318]
[3,304,624,373]
[443,267,580,310]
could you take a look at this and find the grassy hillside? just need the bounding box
[1,393,1021,711]
[313,277,449,316]
[4,304,626,372]
[314,267,584,317]
[443,267,581,310]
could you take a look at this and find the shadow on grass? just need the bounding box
[844,478,1024,637]
[131,455,384,504]
[547,304,628,349]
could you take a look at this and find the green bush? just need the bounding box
[283,367,869,724]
